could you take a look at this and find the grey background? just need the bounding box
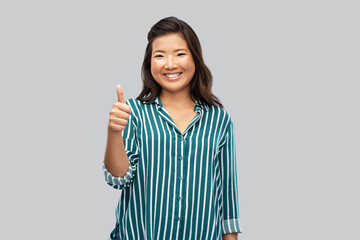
[0,0,359,239]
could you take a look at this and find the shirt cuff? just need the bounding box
[102,162,135,189]
[222,218,243,234]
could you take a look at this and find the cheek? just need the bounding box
[185,61,196,75]
[183,57,195,72]
[150,62,162,83]
[151,60,161,75]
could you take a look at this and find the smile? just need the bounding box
[163,72,182,81]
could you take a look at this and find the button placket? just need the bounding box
[175,134,185,222]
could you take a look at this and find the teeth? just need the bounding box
[165,73,181,78]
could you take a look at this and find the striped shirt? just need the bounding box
[103,95,242,240]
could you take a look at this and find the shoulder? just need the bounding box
[124,98,144,124]
[125,98,142,108]
[203,104,234,137]
[125,97,155,117]
[207,104,233,125]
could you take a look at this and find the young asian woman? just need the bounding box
[103,16,242,240]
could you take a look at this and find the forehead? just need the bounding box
[152,33,189,51]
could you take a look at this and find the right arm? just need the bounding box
[103,85,138,189]
[104,125,130,178]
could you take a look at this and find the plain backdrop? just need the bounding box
[0,0,359,239]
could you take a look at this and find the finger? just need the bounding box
[116,84,125,103]
[110,108,130,119]
[109,116,128,126]
[113,102,131,114]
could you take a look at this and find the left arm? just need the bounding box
[219,117,243,235]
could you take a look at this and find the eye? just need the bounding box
[154,54,163,58]
[177,53,186,56]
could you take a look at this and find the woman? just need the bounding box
[103,16,242,240]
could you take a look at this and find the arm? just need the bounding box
[219,117,243,234]
[103,86,139,189]
[104,125,130,178]
[103,117,139,190]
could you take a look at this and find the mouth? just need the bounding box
[163,72,182,81]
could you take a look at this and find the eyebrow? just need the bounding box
[152,48,188,55]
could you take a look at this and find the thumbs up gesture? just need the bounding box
[108,85,132,132]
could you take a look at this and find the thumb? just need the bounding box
[116,84,125,103]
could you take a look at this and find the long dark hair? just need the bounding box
[136,16,223,108]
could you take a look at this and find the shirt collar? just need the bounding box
[146,95,209,112]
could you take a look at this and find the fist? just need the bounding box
[108,84,132,132]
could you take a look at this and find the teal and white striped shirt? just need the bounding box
[103,95,242,239]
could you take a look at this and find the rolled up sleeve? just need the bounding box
[103,100,140,190]
[219,118,243,234]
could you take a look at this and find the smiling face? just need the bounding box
[150,33,196,96]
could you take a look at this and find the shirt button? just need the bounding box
[180,136,184,141]
[178,176,182,181]
[179,156,183,160]
[177,196,181,200]
[176,216,180,221]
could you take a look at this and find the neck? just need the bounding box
[160,88,194,109]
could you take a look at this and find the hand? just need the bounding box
[108,84,132,132]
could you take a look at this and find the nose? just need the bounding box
[165,56,177,69]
